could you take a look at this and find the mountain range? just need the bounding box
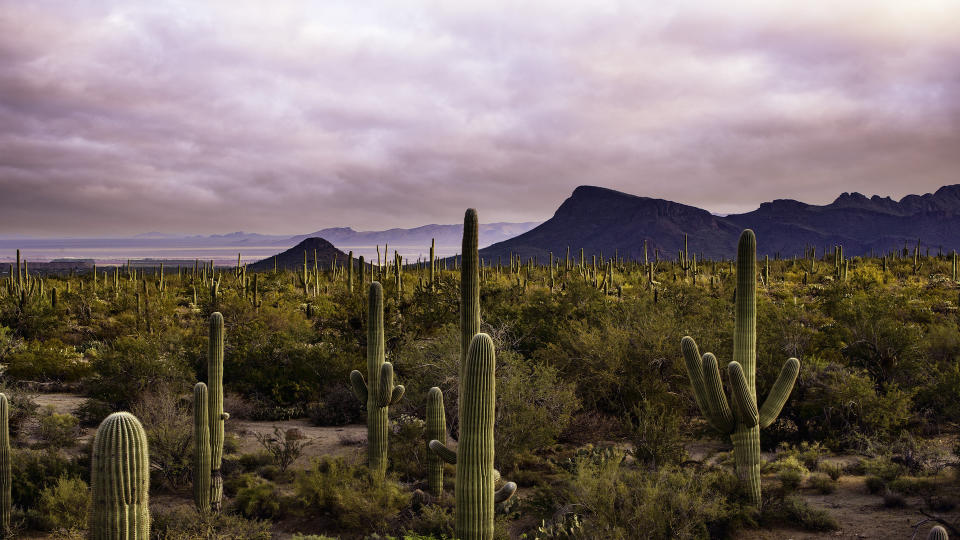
[478,185,960,261]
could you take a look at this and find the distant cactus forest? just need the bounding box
[1,210,959,540]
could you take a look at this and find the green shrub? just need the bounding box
[0,383,38,437]
[4,339,90,382]
[405,503,455,538]
[865,476,886,494]
[764,496,838,531]
[11,448,81,509]
[566,455,751,539]
[85,336,192,409]
[807,473,836,495]
[29,475,88,531]
[36,406,80,449]
[389,414,427,482]
[131,387,193,491]
[882,489,907,508]
[777,469,803,493]
[819,462,843,481]
[628,397,687,467]
[888,476,936,497]
[151,506,272,539]
[307,385,365,426]
[234,475,285,519]
[294,457,410,532]
[73,398,112,427]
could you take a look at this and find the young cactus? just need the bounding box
[0,394,10,538]
[350,282,405,477]
[193,382,211,513]
[429,334,517,540]
[90,412,150,539]
[426,386,447,497]
[928,525,948,540]
[681,230,799,507]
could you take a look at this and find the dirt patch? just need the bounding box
[32,392,86,415]
[229,419,367,466]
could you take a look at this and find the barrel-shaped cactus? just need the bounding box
[350,282,405,477]
[90,412,150,539]
[928,525,949,540]
[429,334,517,540]
[426,387,447,497]
[0,394,10,538]
[193,382,211,513]
[208,312,228,511]
[681,230,799,507]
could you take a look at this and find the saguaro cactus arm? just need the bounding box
[494,482,518,504]
[429,440,458,464]
[376,362,405,407]
[350,370,368,404]
[758,357,800,429]
[681,337,734,433]
[728,362,759,428]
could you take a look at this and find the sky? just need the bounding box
[1,1,958,236]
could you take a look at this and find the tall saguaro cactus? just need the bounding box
[90,412,150,539]
[461,209,480,380]
[350,282,405,477]
[429,334,517,540]
[208,312,228,512]
[0,394,10,538]
[681,230,800,507]
[426,387,447,497]
[193,383,211,513]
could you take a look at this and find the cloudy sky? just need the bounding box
[1,1,958,235]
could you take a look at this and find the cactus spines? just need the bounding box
[90,412,150,539]
[208,312,228,512]
[426,387,447,496]
[928,525,949,540]
[432,333,516,540]
[349,282,404,477]
[0,394,10,538]
[193,383,211,513]
[681,230,799,507]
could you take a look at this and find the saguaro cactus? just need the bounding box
[193,383,211,513]
[461,209,480,380]
[208,312,228,512]
[681,230,799,507]
[350,282,405,477]
[0,394,10,538]
[90,412,150,539]
[429,334,517,540]
[928,525,948,540]
[426,386,446,497]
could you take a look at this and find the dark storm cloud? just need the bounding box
[1,1,958,235]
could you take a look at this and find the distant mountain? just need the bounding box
[293,222,539,250]
[247,238,348,272]
[479,185,960,260]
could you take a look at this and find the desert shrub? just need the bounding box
[819,462,843,481]
[4,339,90,382]
[405,503,456,538]
[307,384,365,426]
[389,414,427,481]
[151,506,272,539]
[131,387,193,491]
[495,350,579,470]
[254,426,313,473]
[775,442,828,471]
[0,383,38,437]
[29,475,88,530]
[73,398,112,427]
[764,496,838,531]
[85,336,192,409]
[777,469,803,493]
[234,475,285,519]
[882,489,907,508]
[291,535,338,540]
[858,456,905,482]
[566,456,749,539]
[223,392,259,420]
[559,411,623,445]
[628,397,687,467]
[865,476,886,494]
[237,451,275,473]
[888,476,937,497]
[11,448,81,509]
[807,473,836,494]
[294,457,410,532]
[36,407,80,449]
